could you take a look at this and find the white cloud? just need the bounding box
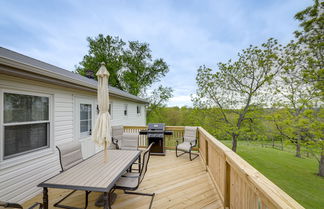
[168,95,192,107]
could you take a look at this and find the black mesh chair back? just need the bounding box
[139,142,154,184]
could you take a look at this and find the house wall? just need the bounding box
[0,74,146,203]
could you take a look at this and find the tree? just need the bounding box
[294,0,324,98]
[272,41,320,158]
[76,34,169,96]
[302,108,324,176]
[193,38,284,152]
[271,0,324,174]
[146,85,173,122]
[122,41,169,96]
[76,35,125,89]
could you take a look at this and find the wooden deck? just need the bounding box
[23,151,223,209]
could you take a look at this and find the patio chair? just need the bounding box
[114,142,155,209]
[111,125,124,149]
[112,126,139,150]
[0,201,42,209]
[176,126,199,161]
[55,141,91,209]
[119,132,139,150]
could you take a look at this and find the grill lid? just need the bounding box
[148,123,165,131]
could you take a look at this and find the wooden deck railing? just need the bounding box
[197,127,304,209]
[124,125,304,209]
[124,126,193,150]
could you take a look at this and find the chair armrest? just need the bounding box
[190,139,197,147]
[111,137,120,149]
[176,137,184,146]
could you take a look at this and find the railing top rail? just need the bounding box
[124,125,185,131]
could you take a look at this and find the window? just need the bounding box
[3,92,50,159]
[124,104,128,116]
[137,105,141,115]
[80,103,92,137]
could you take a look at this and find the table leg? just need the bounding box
[103,192,112,209]
[95,192,117,207]
[138,155,141,172]
[43,187,48,209]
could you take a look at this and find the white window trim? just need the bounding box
[0,88,54,169]
[74,97,95,142]
[80,104,92,138]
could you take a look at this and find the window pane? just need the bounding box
[4,93,49,123]
[124,104,127,116]
[80,120,91,133]
[4,123,49,158]
[80,104,91,120]
[80,104,92,133]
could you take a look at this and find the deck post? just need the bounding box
[205,139,209,167]
[224,161,231,209]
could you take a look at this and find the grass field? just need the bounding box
[220,140,324,209]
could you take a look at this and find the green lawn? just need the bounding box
[220,140,324,209]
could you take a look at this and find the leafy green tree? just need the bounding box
[146,85,173,122]
[302,108,324,176]
[76,34,169,96]
[294,0,324,98]
[76,35,125,89]
[270,0,324,175]
[193,38,284,152]
[272,41,320,158]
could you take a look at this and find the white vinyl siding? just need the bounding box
[110,98,146,126]
[0,74,146,203]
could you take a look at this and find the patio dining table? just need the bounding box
[38,149,140,209]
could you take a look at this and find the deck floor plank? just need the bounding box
[23,151,223,209]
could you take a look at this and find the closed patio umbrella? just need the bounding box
[92,62,111,162]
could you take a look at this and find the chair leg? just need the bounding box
[53,190,90,209]
[189,151,199,161]
[176,146,186,157]
[124,191,155,209]
[28,202,43,209]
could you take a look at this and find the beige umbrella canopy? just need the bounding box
[92,62,112,162]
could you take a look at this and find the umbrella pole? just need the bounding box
[104,140,108,163]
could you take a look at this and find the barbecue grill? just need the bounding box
[139,123,172,155]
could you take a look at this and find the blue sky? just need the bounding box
[0,0,312,106]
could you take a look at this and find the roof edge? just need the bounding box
[0,48,148,104]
